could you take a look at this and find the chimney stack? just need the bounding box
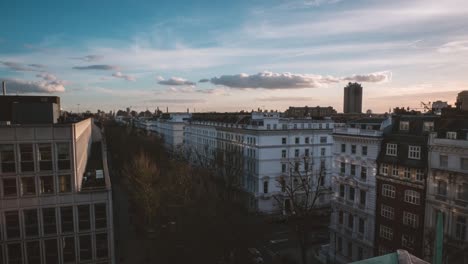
[2,81,5,96]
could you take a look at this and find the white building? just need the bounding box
[424,118,468,263]
[145,113,191,152]
[184,112,335,214]
[324,117,390,263]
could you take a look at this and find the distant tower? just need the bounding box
[456,90,468,111]
[343,82,363,114]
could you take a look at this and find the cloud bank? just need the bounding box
[3,73,66,93]
[72,64,117,70]
[157,77,195,86]
[71,55,103,62]
[1,61,45,72]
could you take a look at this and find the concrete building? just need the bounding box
[344,83,363,114]
[326,117,391,263]
[0,97,114,264]
[424,114,468,263]
[184,112,335,214]
[374,114,437,258]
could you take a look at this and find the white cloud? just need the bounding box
[0,61,45,72]
[438,40,468,53]
[73,64,118,70]
[342,71,392,83]
[157,77,195,86]
[71,55,103,62]
[3,74,66,94]
[112,72,136,81]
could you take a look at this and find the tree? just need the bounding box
[273,156,330,264]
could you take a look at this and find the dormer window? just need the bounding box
[400,121,409,131]
[447,132,457,139]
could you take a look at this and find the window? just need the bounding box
[404,190,420,205]
[321,148,326,156]
[382,184,395,198]
[282,137,287,144]
[338,211,344,224]
[408,146,421,160]
[447,131,457,139]
[304,162,309,171]
[351,145,356,154]
[437,181,447,196]
[3,178,17,197]
[295,149,300,157]
[339,185,345,198]
[61,206,74,233]
[416,169,424,181]
[96,233,109,259]
[404,167,411,179]
[403,211,419,228]
[44,238,59,264]
[386,143,397,156]
[347,242,352,258]
[462,158,468,170]
[362,146,368,156]
[43,208,57,235]
[380,225,393,240]
[351,164,356,176]
[349,187,355,201]
[320,137,327,143]
[305,137,310,144]
[400,121,409,131]
[337,237,343,253]
[358,218,365,234]
[381,205,394,219]
[95,203,107,229]
[402,234,415,249]
[5,211,20,239]
[57,143,71,170]
[392,166,399,177]
[348,214,354,229]
[340,162,346,174]
[21,177,36,196]
[79,235,92,261]
[458,184,468,201]
[341,144,346,153]
[37,143,53,171]
[361,167,367,181]
[360,190,366,206]
[281,163,287,173]
[0,144,16,173]
[7,243,22,264]
[63,237,76,263]
[423,122,434,132]
[40,175,54,194]
[78,205,91,231]
[20,144,34,172]
[281,149,287,158]
[437,155,448,167]
[456,216,467,241]
[305,149,309,157]
[295,137,300,144]
[24,209,39,237]
[294,162,299,172]
[357,247,364,260]
[263,181,268,193]
[58,175,71,193]
[381,164,388,175]
[26,241,41,264]
[266,124,270,130]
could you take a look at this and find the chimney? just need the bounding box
[2,81,5,96]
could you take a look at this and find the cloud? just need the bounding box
[342,71,392,83]
[72,64,118,70]
[0,61,45,72]
[157,77,196,86]
[28,64,46,68]
[438,40,468,53]
[2,74,66,93]
[256,96,317,102]
[146,98,206,104]
[198,79,210,83]
[71,55,103,62]
[112,72,136,81]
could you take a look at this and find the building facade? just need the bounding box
[343,83,363,114]
[424,114,468,263]
[184,112,335,214]
[327,118,390,263]
[147,113,191,152]
[374,115,436,258]
[0,118,115,264]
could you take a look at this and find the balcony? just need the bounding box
[334,127,383,137]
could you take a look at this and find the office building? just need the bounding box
[344,83,363,114]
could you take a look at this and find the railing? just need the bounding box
[334,127,383,137]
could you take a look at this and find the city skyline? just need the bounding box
[1,0,467,113]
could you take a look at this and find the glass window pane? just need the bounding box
[78,205,91,231]
[20,144,34,172]
[21,177,36,196]
[24,209,39,237]
[7,243,22,264]
[44,239,58,264]
[79,235,92,261]
[3,178,17,197]
[37,144,53,171]
[95,233,108,259]
[5,211,20,239]
[60,206,74,233]
[42,208,57,235]
[58,175,71,193]
[26,241,41,264]
[40,176,54,194]
[63,237,76,263]
[0,144,16,173]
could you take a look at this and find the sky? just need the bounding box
[1,0,468,113]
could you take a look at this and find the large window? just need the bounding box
[381,164,388,175]
[26,241,41,264]
[392,166,399,177]
[402,234,415,249]
[381,205,394,219]
[0,144,16,173]
[281,149,286,158]
[95,203,108,229]
[339,185,345,198]
[386,144,397,156]
[416,169,424,181]
[348,214,354,229]
[63,237,76,263]
[305,149,309,157]
[351,164,356,176]
[338,211,344,224]
[7,243,22,264]
[358,218,365,234]
[57,143,71,170]
[362,146,368,156]
[404,190,420,205]
[320,148,326,156]
[340,162,346,174]
[351,145,356,154]
[282,137,286,144]
[37,143,53,171]
[79,235,92,261]
[320,136,327,143]
[43,208,57,235]
[295,149,299,157]
[382,184,395,198]
[58,175,71,193]
[458,184,468,201]
[78,205,91,231]
[20,144,35,172]
[380,225,393,240]
[349,187,355,201]
[40,175,54,194]
[361,167,367,181]
[404,167,411,179]
[5,211,20,239]
[44,238,59,264]
[400,121,409,131]
[96,233,109,259]
[360,190,366,206]
[440,155,448,168]
[341,144,346,153]
[3,178,17,197]
[24,209,39,237]
[281,163,286,173]
[456,216,467,241]
[403,211,419,228]
[61,206,74,233]
[21,177,36,196]
[437,181,447,196]
[295,137,300,144]
[408,146,421,160]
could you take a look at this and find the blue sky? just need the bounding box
[1,0,468,113]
